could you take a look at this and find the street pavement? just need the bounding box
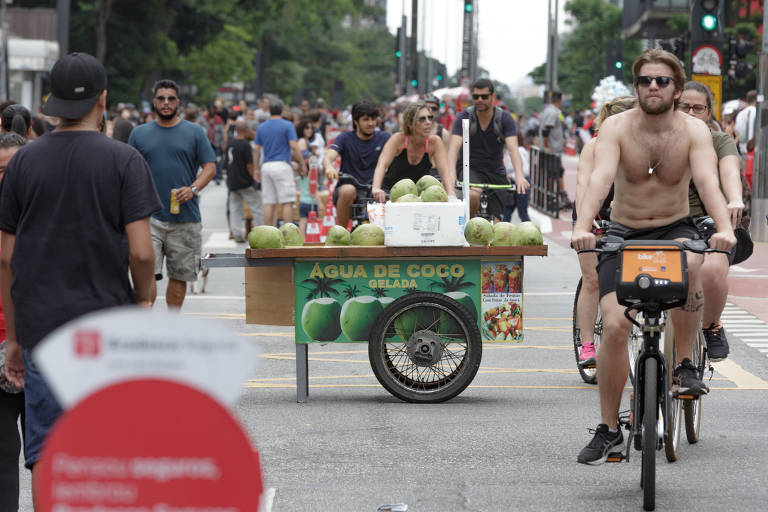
[17,171,768,512]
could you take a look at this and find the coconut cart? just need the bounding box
[204,243,546,403]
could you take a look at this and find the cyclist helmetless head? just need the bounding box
[470,78,495,114]
[351,101,380,140]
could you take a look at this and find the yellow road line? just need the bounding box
[710,359,768,389]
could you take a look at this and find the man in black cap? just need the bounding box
[0,52,160,504]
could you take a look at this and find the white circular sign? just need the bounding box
[692,45,722,75]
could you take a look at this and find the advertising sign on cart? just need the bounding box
[294,258,524,343]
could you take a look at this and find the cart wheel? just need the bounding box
[368,292,482,403]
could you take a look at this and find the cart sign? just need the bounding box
[692,45,722,76]
[294,258,524,343]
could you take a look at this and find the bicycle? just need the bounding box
[336,173,382,226]
[580,236,725,511]
[572,219,611,384]
[456,180,516,221]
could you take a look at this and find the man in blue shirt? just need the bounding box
[323,101,390,227]
[254,98,307,226]
[129,79,216,310]
[447,78,529,220]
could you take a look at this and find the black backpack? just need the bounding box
[467,105,505,144]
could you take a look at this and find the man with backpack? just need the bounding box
[447,78,529,219]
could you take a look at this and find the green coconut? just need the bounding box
[248,225,285,249]
[325,225,351,246]
[416,175,442,194]
[389,178,418,203]
[340,296,384,341]
[350,223,385,246]
[464,217,494,246]
[279,222,304,246]
[301,298,342,341]
[420,184,448,202]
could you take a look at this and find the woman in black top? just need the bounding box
[371,101,454,202]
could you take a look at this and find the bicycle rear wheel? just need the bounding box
[642,358,658,511]
[572,278,599,384]
[627,312,645,385]
[663,318,681,462]
[684,326,705,443]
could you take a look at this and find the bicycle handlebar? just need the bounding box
[456,181,516,191]
[338,173,372,191]
[577,235,730,256]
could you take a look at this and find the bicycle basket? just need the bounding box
[615,240,688,309]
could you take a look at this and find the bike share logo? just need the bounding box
[73,329,102,358]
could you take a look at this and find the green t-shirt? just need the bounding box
[688,130,738,218]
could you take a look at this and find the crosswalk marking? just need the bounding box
[721,304,768,358]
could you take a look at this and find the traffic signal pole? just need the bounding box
[752,5,768,242]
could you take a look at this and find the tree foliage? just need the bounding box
[528,0,642,110]
[16,0,409,107]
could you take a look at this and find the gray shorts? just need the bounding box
[150,218,202,282]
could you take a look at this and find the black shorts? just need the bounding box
[467,168,513,219]
[332,178,369,206]
[597,217,701,299]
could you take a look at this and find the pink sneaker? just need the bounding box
[579,342,596,364]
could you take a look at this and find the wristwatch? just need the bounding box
[190,185,199,197]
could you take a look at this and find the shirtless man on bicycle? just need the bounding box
[571,48,736,465]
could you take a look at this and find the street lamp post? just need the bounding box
[752,5,768,242]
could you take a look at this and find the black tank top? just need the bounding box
[382,136,432,190]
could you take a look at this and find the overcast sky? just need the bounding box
[386,0,570,88]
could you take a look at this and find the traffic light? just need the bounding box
[395,27,402,59]
[410,79,418,88]
[691,0,723,43]
[464,1,473,13]
[734,38,755,78]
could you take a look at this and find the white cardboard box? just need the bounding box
[384,201,467,246]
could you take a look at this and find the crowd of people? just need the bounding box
[0,46,764,508]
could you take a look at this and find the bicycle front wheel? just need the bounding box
[684,326,705,443]
[642,358,658,511]
[572,278,599,384]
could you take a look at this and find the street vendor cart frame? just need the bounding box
[204,245,547,403]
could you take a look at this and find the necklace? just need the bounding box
[648,160,661,175]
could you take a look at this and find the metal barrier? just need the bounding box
[529,146,564,217]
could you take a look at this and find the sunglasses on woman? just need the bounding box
[635,76,673,88]
[416,114,435,123]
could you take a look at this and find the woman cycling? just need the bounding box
[678,81,747,362]
[574,95,637,366]
[371,101,455,202]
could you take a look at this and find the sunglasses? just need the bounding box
[635,76,673,88]
[678,103,708,114]
[155,95,178,103]
[472,93,490,100]
[428,105,439,113]
[416,114,435,123]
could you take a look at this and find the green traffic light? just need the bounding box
[701,14,717,31]
[410,79,418,87]
[465,3,473,12]
[436,74,443,81]
[395,50,402,58]
[615,61,623,69]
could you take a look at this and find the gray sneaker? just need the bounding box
[577,424,624,465]
[673,358,709,396]
[703,323,729,362]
